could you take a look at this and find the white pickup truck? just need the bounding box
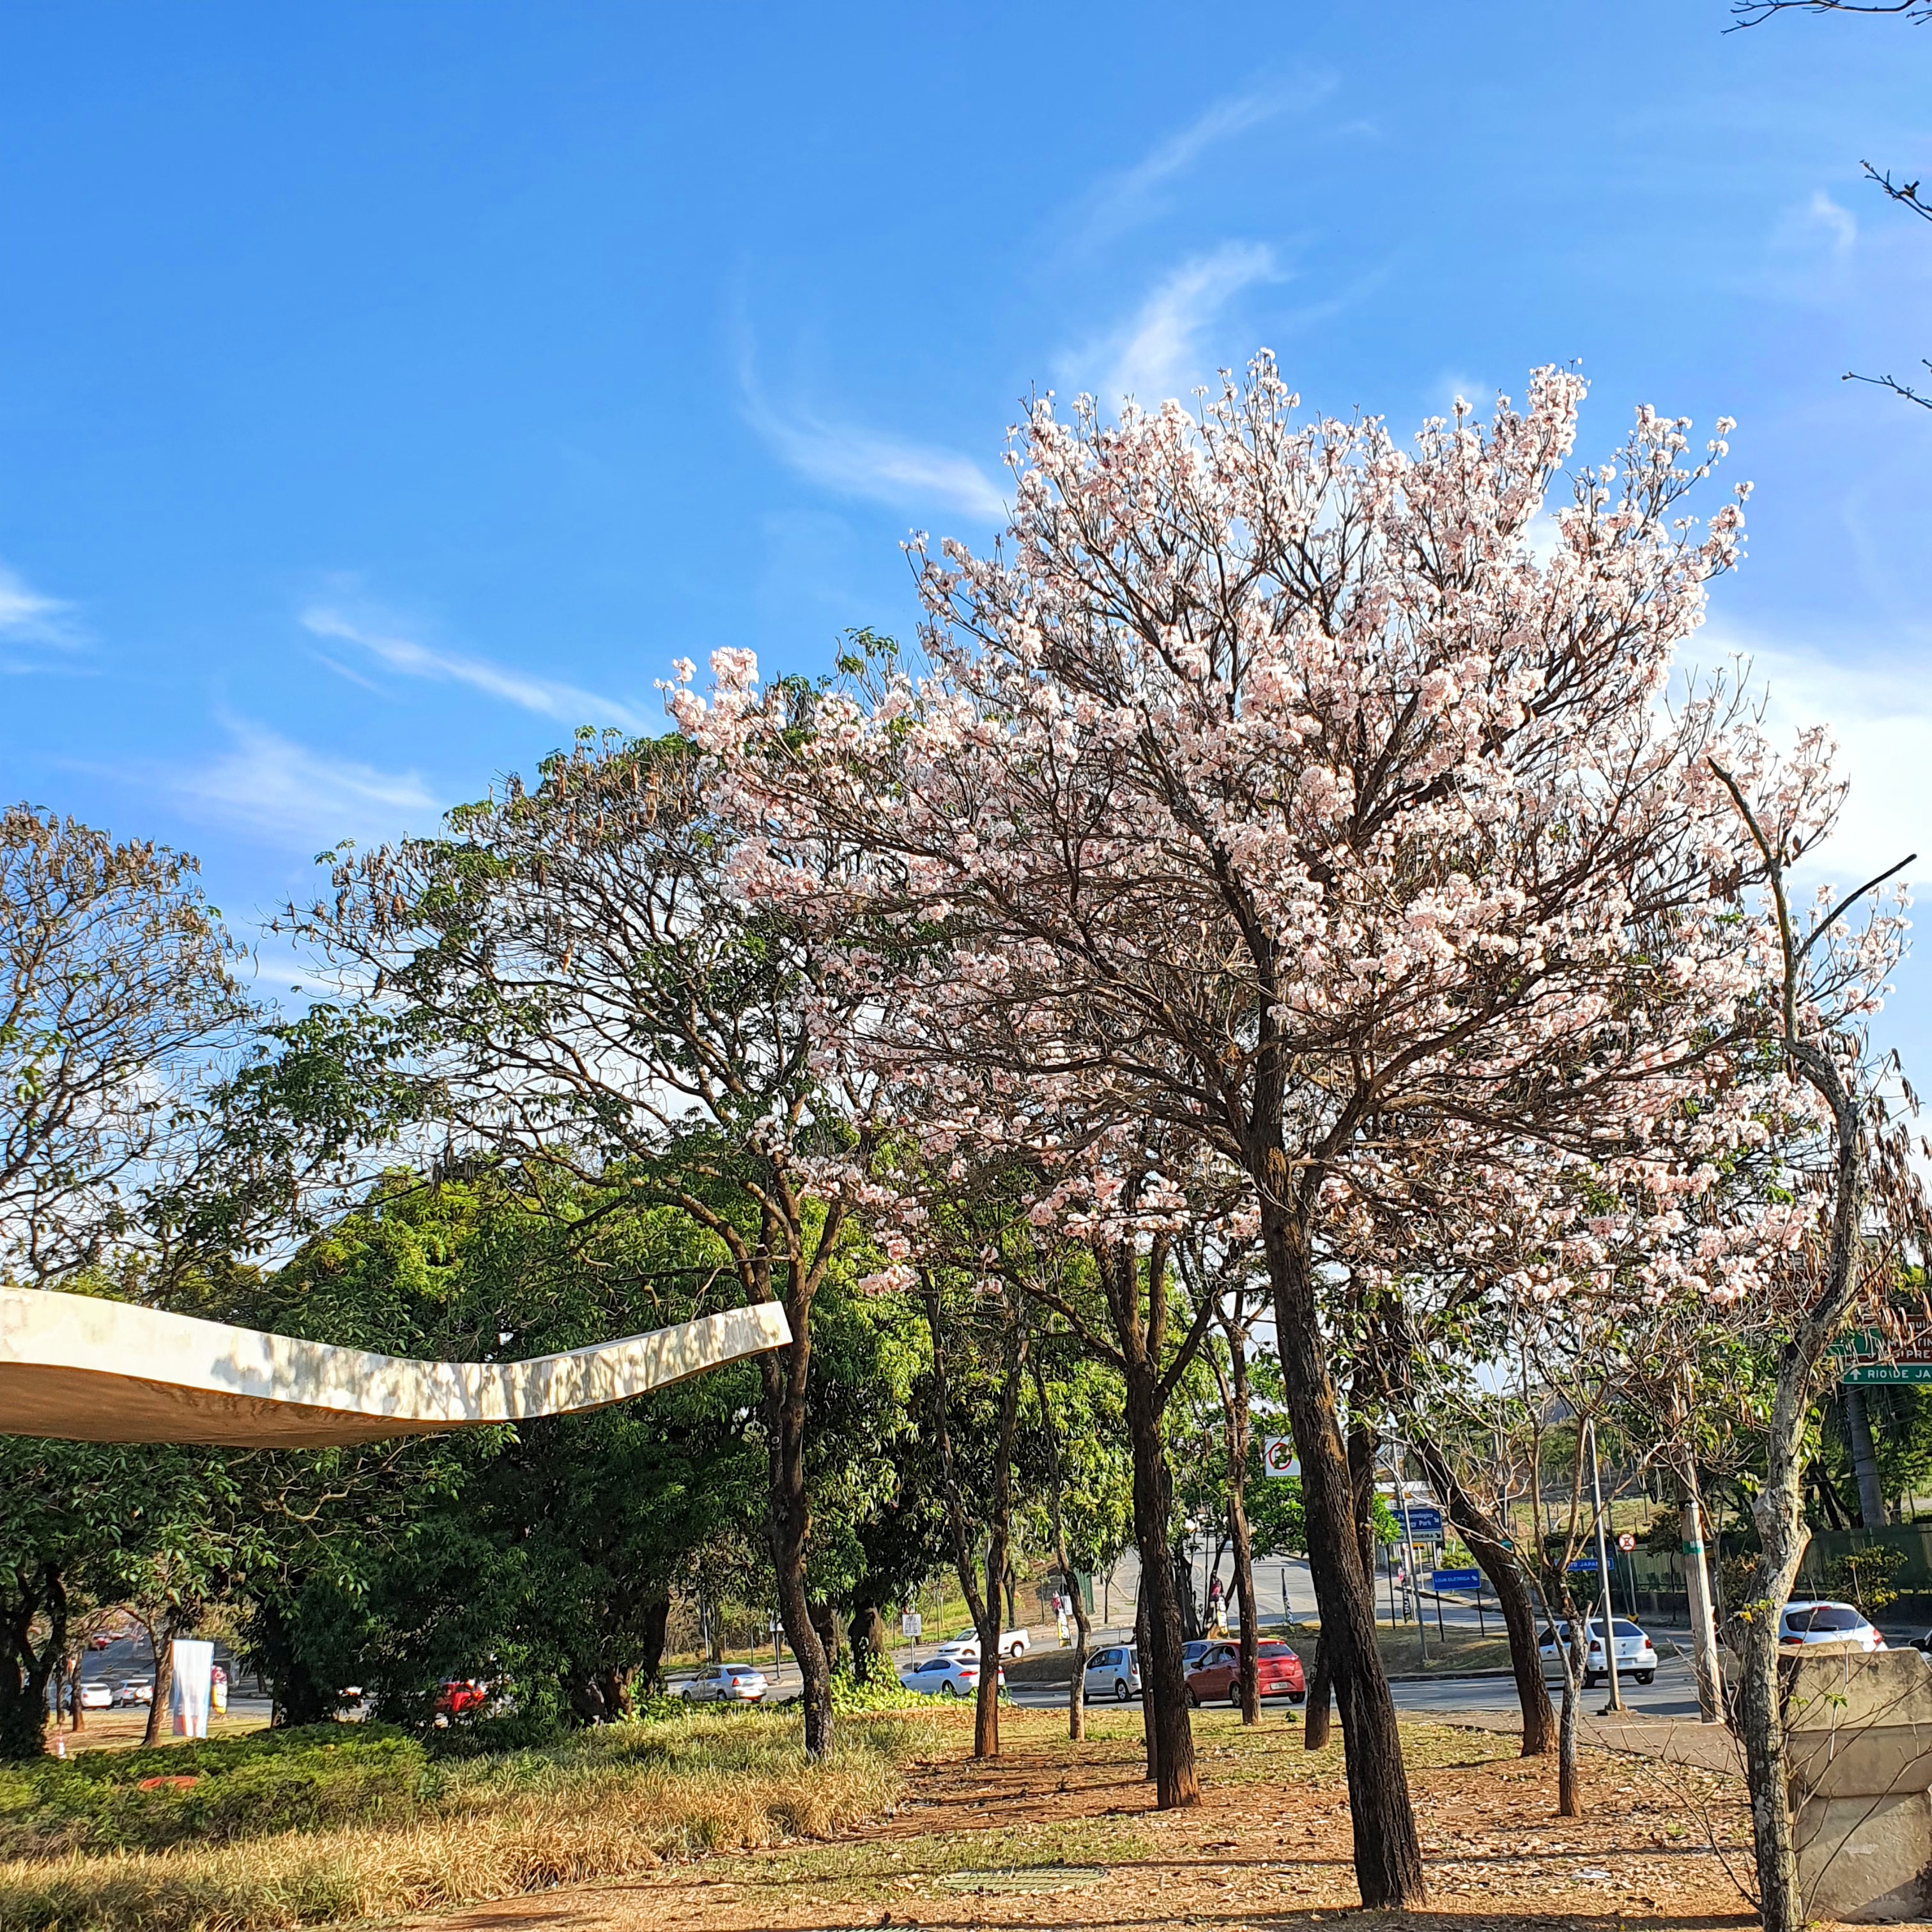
[937,1625,1031,1660]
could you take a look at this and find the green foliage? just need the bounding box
[0,1726,428,1855]
[1825,1541,1908,1614]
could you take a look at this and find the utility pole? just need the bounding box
[1393,1439,1425,1662]
[1588,1419,1624,1714]
[1678,1369,1724,1724]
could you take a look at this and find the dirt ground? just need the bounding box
[429,1710,1758,1932]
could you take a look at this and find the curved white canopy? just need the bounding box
[0,1287,791,1447]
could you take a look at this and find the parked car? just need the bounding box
[1082,1644,1142,1702]
[77,1681,114,1710]
[1779,1601,1885,1652]
[899,1653,1004,1698]
[434,1678,488,1719]
[88,1632,112,1651]
[1180,1639,1218,1673]
[1538,1618,1659,1689]
[939,1627,1030,1660]
[117,1678,153,1706]
[1184,1640,1307,1706]
[679,1664,770,1705]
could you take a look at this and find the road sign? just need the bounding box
[1617,1533,1636,1552]
[900,1612,923,1639]
[1568,1556,1599,1574]
[1432,1567,1482,1590]
[1395,1505,1443,1538]
[1262,1436,1299,1478]
[1844,1363,1932,1384]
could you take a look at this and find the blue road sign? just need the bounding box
[1567,1556,1599,1574]
[1431,1567,1482,1590]
[1393,1505,1443,1537]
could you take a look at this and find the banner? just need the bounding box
[170,1638,214,1739]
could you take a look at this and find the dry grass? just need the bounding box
[0,1708,938,1932]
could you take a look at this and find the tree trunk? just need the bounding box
[762,1314,831,1759]
[1219,1331,1261,1724]
[1262,1201,1423,1907]
[638,1593,672,1694]
[1124,1345,1199,1805]
[1410,1429,1554,1756]
[144,1619,183,1749]
[974,1303,1027,1761]
[1032,1358,1091,1742]
[1556,1620,1583,1817]
[0,1565,64,1761]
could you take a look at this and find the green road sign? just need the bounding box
[1843,1363,1932,1385]
[1830,1328,1885,1360]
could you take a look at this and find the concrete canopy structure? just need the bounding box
[0,1287,791,1447]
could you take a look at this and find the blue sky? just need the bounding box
[4,1,1929,1059]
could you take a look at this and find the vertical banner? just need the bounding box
[170,1639,214,1738]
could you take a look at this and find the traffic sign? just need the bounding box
[1395,1505,1443,1537]
[1568,1556,1599,1574]
[1262,1437,1299,1478]
[1844,1363,1932,1384]
[1617,1533,1636,1552]
[900,1612,923,1639]
[1431,1567,1482,1590]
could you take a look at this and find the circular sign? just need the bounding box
[1262,1437,1297,1477]
[1617,1533,1636,1552]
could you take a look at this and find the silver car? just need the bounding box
[1082,1644,1142,1702]
[1539,1617,1658,1689]
[679,1663,769,1704]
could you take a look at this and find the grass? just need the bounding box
[0,1706,943,1932]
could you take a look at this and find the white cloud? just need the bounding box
[1710,630,1931,891]
[1798,189,1858,257]
[171,716,443,853]
[0,562,79,655]
[737,347,1006,523]
[300,608,648,733]
[1076,85,1308,247]
[1063,242,1284,408]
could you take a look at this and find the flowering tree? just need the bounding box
[675,360,1783,1902]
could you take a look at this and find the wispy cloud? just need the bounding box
[1699,624,1929,890]
[0,561,82,663]
[170,716,443,853]
[1075,82,1324,249]
[1062,242,1284,407]
[300,608,648,733]
[737,348,1006,522]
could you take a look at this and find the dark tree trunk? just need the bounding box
[1032,1358,1091,1742]
[144,1616,186,1750]
[1409,1430,1554,1756]
[1217,1330,1262,1724]
[1308,1416,1381,1751]
[974,1302,1028,1761]
[638,1593,671,1693]
[0,1565,61,1761]
[762,1310,831,1759]
[1262,1202,1423,1908]
[1124,1341,1199,1805]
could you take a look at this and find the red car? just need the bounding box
[434,1678,488,1719]
[1184,1640,1306,1706]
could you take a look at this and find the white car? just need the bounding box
[1082,1644,1142,1702]
[77,1681,114,1710]
[117,1679,153,1706]
[937,1627,1030,1660]
[899,1653,1004,1698]
[1538,1618,1659,1689]
[1779,1600,1885,1651]
[679,1663,769,1704]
